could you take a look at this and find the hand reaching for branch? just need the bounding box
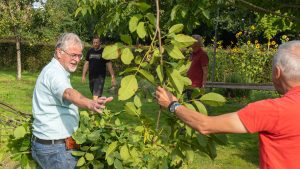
[155,86,178,109]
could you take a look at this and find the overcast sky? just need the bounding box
[33,0,47,9]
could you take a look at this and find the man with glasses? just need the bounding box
[82,35,116,100]
[31,33,113,169]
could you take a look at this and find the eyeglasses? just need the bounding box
[61,49,83,60]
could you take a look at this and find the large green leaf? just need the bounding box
[137,69,155,85]
[168,24,184,34]
[102,44,119,60]
[106,141,118,158]
[77,157,86,167]
[156,65,164,83]
[196,134,208,147]
[200,92,226,106]
[72,132,87,144]
[87,130,101,142]
[193,100,207,115]
[120,144,130,161]
[114,159,124,169]
[171,5,181,21]
[174,34,197,43]
[85,153,94,161]
[124,102,137,115]
[137,22,147,39]
[13,126,26,139]
[145,13,156,26]
[211,134,228,145]
[120,34,132,45]
[164,45,185,59]
[133,2,151,11]
[207,139,217,159]
[121,48,134,65]
[167,69,184,93]
[118,75,138,100]
[186,149,194,163]
[129,14,142,33]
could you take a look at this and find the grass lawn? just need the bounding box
[0,70,279,169]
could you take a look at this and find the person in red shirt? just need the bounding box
[155,40,300,169]
[187,35,209,88]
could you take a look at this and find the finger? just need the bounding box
[106,96,113,102]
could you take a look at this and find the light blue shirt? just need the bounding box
[32,58,79,140]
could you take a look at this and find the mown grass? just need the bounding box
[0,70,280,169]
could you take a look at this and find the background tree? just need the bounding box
[0,0,36,80]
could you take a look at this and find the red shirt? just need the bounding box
[187,48,209,88]
[238,86,300,169]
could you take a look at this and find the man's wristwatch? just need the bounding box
[168,101,181,113]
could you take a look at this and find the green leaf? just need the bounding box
[145,13,156,26]
[135,126,144,133]
[200,92,226,106]
[118,75,138,100]
[85,153,94,161]
[124,102,137,115]
[13,126,26,139]
[80,146,89,151]
[129,14,142,33]
[193,101,207,115]
[106,155,114,166]
[183,103,196,111]
[174,34,197,44]
[114,159,124,169]
[134,2,151,11]
[196,134,208,147]
[182,76,192,86]
[87,130,101,142]
[106,141,118,158]
[77,157,86,167]
[72,151,85,157]
[202,9,210,19]
[156,65,164,83]
[211,134,228,145]
[120,145,130,161]
[115,118,121,126]
[134,95,142,108]
[102,44,119,60]
[72,132,87,144]
[90,146,100,151]
[20,154,28,168]
[164,45,185,59]
[167,69,184,93]
[171,5,181,21]
[207,139,217,159]
[92,161,104,169]
[121,48,134,65]
[186,149,194,163]
[137,69,155,85]
[137,22,147,39]
[169,24,184,34]
[120,34,132,45]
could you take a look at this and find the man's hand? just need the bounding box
[82,76,86,83]
[155,86,178,108]
[89,96,113,113]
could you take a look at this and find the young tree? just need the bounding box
[0,0,36,80]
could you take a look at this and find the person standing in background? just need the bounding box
[82,36,116,100]
[186,35,209,98]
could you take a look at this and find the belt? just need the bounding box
[32,135,65,145]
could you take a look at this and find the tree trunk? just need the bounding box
[16,36,21,80]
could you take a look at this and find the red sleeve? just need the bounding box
[237,99,279,133]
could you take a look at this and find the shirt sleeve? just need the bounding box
[48,73,72,104]
[85,49,90,61]
[200,52,209,67]
[237,99,279,133]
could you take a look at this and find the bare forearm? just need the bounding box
[106,62,115,77]
[63,88,93,109]
[82,62,89,77]
[175,106,247,134]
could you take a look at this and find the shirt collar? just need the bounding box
[51,57,70,77]
[284,86,300,96]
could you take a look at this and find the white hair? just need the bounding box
[55,33,83,51]
[273,40,300,81]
